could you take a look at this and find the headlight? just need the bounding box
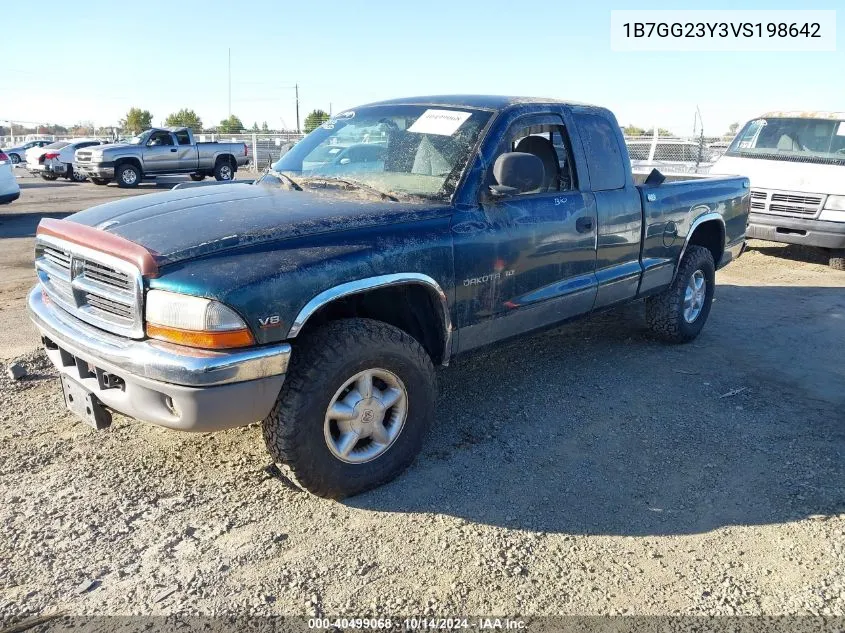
[823,195,845,211]
[145,290,254,349]
[820,195,845,222]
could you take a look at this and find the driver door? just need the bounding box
[453,111,598,352]
[144,131,179,171]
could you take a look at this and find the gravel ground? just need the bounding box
[1,174,844,623]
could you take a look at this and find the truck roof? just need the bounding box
[758,110,845,120]
[356,94,602,113]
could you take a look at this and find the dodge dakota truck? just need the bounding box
[73,127,250,187]
[29,96,749,498]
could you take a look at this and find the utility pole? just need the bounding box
[295,83,300,134]
[228,48,232,120]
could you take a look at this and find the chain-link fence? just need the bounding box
[623,133,731,174]
[3,128,733,175]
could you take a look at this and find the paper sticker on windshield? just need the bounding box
[408,109,472,136]
[837,122,845,136]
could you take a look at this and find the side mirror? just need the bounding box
[339,157,351,165]
[148,139,160,147]
[490,152,544,197]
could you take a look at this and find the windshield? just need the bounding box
[726,117,845,165]
[127,131,151,145]
[267,104,493,199]
[44,141,70,150]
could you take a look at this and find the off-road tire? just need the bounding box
[189,173,205,182]
[213,158,234,181]
[646,245,716,343]
[90,177,110,186]
[116,163,141,188]
[40,173,58,181]
[262,318,436,499]
[829,249,845,271]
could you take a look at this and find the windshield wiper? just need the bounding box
[267,169,302,191]
[301,176,398,202]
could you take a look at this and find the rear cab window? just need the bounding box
[571,112,627,191]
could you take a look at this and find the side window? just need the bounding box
[148,131,174,146]
[77,142,99,149]
[175,130,191,145]
[490,119,577,194]
[573,113,626,191]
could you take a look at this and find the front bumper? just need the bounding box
[748,213,845,250]
[28,287,290,431]
[75,161,115,179]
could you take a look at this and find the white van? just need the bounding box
[710,111,845,269]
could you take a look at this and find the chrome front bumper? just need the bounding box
[28,286,289,431]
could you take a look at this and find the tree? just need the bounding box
[644,127,674,137]
[218,115,244,133]
[623,124,647,136]
[303,109,330,133]
[725,122,740,138]
[164,108,203,131]
[261,121,269,132]
[120,107,153,134]
[251,122,260,132]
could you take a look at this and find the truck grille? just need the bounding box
[35,237,144,339]
[749,189,825,219]
[76,151,92,163]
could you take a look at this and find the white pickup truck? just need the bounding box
[74,127,250,187]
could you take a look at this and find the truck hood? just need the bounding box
[95,143,135,154]
[69,183,451,265]
[711,156,845,196]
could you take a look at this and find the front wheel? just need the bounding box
[646,245,716,343]
[262,318,436,499]
[116,163,141,188]
[9,154,20,165]
[829,249,845,271]
[41,173,58,181]
[213,160,233,181]
[67,164,87,182]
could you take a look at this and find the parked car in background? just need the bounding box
[74,127,250,187]
[711,111,845,269]
[2,139,51,165]
[26,139,108,182]
[0,151,21,203]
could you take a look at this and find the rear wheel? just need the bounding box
[262,318,436,499]
[830,249,845,271]
[41,173,58,181]
[9,154,20,165]
[213,159,233,181]
[646,245,716,343]
[116,163,141,188]
[90,177,110,186]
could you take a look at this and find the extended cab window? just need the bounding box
[574,113,626,191]
[491,120,577,194]
[175,130,191,145]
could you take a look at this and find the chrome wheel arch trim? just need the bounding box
[286,273,453,365]
[671,210,725,283]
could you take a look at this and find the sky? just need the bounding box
[1,0,843,137]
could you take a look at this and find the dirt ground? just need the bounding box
[1,169,843,623]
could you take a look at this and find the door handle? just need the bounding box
[170,148,177,152]
[575,216,594,233]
